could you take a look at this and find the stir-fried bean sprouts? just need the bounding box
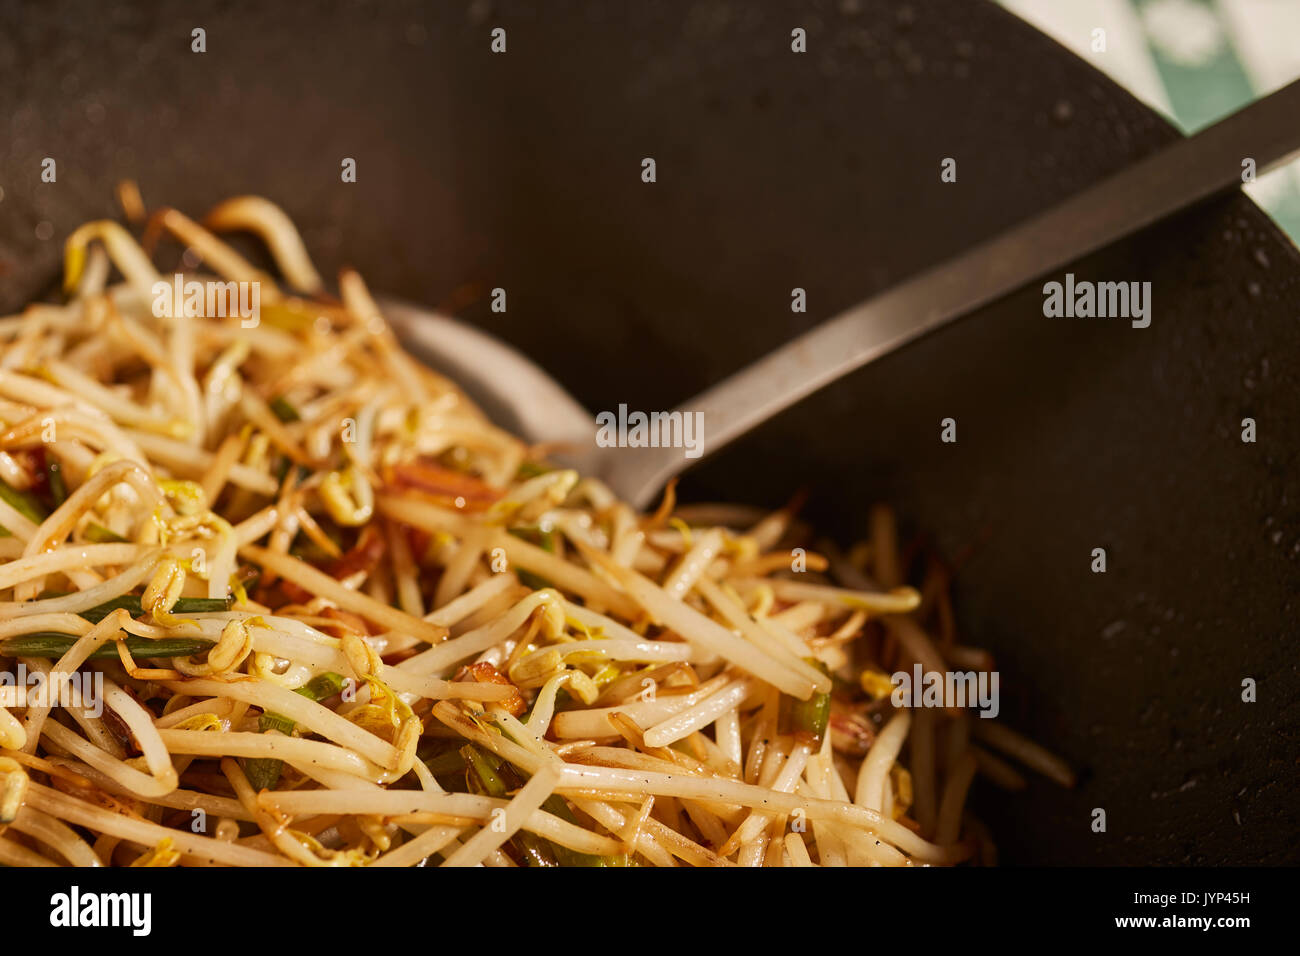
[0,194,1070,866]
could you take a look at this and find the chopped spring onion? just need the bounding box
[243,671,347,792]
[79,595,234,623]
[462,744,631,867]
[45,459,67,507]
[780,686,832,748]
[0,478,47,525]
[0,632,214,661]
[463,744,559,867]
[269,395,301,423]
[83,522,128,543]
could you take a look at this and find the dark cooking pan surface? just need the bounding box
[1,0,1296,863]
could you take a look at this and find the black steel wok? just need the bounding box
[1,0,1296,864]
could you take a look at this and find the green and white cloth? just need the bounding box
[1000,0,1300,245]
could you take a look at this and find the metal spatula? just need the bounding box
[384,79,1300,509]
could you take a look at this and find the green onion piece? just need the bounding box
[462,744,510,797]
[269,396,301,423]
[0,478,47,525]
[0,632,213,661]
[298,671,346,702]
[79,595,233,623]
[46,459,67,507]
[258,712,296,737]
[84,523,127,543]
[517,570,551,591]
[779,680,832,748]
[421,747,469,779]
[514,461,551,480]
[462,745,559,867]
[241,756,283,793]
[463,744,623,866]
[244,671,346,791]
[172,596,237,614]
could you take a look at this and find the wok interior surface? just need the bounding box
[2,0,1297,863]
